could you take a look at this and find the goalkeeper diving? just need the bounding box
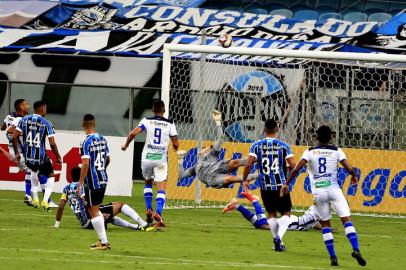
[177,110,258,188]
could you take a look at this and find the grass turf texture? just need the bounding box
[0,183,405,270]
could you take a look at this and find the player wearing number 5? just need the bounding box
[242,119,296,252]
[122,100,179,226]
[12,101,62,210]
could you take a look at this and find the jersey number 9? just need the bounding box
[154,128,162,144]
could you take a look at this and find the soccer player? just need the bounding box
[177,110,258,188]
[78,114,111,250]
[121,100,179,226]
[280,126,366,266]
[223,193,322,231]
[12,101,62,210]
[55,167,155,231]
[242,119,296,252]
[3,99,33,205]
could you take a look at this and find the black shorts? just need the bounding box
[261,188,292,214]
[27,157,54,177]
[99,203,114,223]
[84,186,106,207]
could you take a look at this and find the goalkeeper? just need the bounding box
[177,110,258,188]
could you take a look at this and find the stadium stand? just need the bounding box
[201,0,405,22]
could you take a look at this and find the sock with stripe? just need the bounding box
[322,227,336,258]
[143,184,153,211]
[121,204,147,227]
[156,190,166,216]
[344,221,360,251]
[24,172,31,198]
[236,204,256,225]
[252,200,264,216]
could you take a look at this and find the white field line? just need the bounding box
[0,247,328,270]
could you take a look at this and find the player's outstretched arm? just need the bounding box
[340,159,359,185]
[177,150,196,178]
[211,110,224,152]
[280,159,307,196]
[54,199,67,228]
[171,136,179,151]
[122,127,142,151]
[49,137,62,165]
[78,159,90,197]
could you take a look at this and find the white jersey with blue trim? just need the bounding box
[3,112,23,151]
[138,116,177,163]
[301,145,346,194]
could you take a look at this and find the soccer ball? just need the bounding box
[218,34,233,48]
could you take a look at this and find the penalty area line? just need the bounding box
[0,247,327,270]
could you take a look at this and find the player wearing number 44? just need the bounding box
[280,126,366,267]
[122,100,179,227]
[12,101,62,211]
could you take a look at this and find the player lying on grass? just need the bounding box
[280,126,366,267]
[223,192,322,231]
[177,110,258,188]
[55,167,156,231]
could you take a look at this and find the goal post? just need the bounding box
[162,44,406,216]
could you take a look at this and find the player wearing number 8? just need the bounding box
[12,101,62,210]
[122,100,179,227]
[242,119,296,252]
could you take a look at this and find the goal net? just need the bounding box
[162,44,406,217]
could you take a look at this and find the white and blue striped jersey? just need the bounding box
[80,133,109,189]
[249,138,294,191]
[16,114,55,165]
[61,182,90,228]
[138,116,177,163]
[301,145,346,194]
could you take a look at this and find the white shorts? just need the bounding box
[313,188,351,221]
[141,162,168,182]
[9,148,31,173]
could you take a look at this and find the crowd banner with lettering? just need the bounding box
[0,3,404,55]
[0,133,134,196]
[167,141,406,214]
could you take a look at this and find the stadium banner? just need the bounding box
[12,3,406,54]
[167,140,406,214]
[0,133,134,196]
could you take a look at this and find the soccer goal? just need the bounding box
[162,44,406,217]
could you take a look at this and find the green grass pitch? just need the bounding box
[0,183,405,270]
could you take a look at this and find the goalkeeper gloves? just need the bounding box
[211,110,222,127]
[177,150,186,164]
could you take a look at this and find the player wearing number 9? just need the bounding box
[12,100,62,211]
[242,119,296,252]
[78,114,111,250]
[121,100,179,227]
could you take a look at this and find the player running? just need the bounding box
[177,110,258,188]
[242,119,296,252]
[281,126,366,267]
[122,100,179,226]
[223,193,322,231]
[78,114,111,250]
[3,99,33,206]
[12,101,62,210]
[55,167,156,231]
